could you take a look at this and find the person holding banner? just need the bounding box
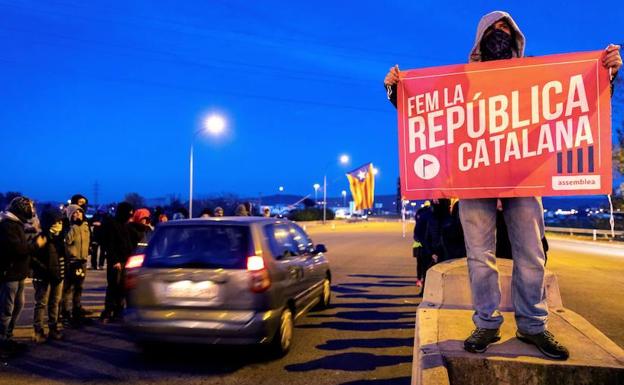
[384,10,621,361]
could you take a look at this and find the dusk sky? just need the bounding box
[1,0,622,204]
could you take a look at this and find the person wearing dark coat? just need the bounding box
[31,208,66,342]
[128,208,153,250]
[424,199,466,264]
[99,202,134,323]
[0,197,46,356]
[413,203,433,291]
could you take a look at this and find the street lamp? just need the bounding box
[341,190,347,207]
[278,186,284,192]
[313,183,320,202]
[189,113,226,218]
[323,154,350,224]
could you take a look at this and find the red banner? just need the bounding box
[397,51,612,199]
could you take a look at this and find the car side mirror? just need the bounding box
[314,244,327,254]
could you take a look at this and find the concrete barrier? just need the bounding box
[412,259,624,385]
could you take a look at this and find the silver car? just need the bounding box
[124,217,331,356]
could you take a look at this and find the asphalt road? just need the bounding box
[0,221,622,385]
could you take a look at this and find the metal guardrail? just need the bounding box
[545,226,624,240]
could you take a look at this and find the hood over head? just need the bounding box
[70,194,88,207]
[469,10,525,62]
[132,208,151,223]
[7,196,34,223]
[66,204,84,221]
[116,202,134,222]
[41,207,64,233]
[234,204,249,216]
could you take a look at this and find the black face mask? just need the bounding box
[481,29,514,61]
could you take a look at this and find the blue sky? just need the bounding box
[0,0,622,203]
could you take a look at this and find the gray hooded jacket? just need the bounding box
[65,204,90,261]
[469,10,525,63]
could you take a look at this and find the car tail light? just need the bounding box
[247,256,271,293]
[125,254,144,291]
[126,254,145,269]
[247,255,265,271]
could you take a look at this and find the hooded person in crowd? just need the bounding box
[31,208,66,342]
[235,204,249,216]
[0,196,46,357]
[384,11,621,360]
[99,202,134,323]
[70,194,88,212]
[62,204,91,326]
[128,208,152,250]
[213,206,224,217]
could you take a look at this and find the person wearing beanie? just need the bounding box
[31,208,66,342]
[62,204,91,327]
[0,196,46,357]
[99,202,134,323]
[128,208,153,250]
[70,194,88,212]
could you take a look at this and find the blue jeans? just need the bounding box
[459,197,548,334]
[0,280,25,341]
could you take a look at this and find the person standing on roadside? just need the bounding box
[31,208,66,342]
[99,202,134,323]
[62,204,91,327]
[412,201,433,292]
[383,10,621,360]
[0,197,46,357]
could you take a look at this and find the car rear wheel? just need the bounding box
[316,278,331,309]
[270,307,293,357]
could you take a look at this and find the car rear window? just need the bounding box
[145,225,252,269]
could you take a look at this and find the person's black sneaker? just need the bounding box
[76,307,93,317]
[464,328,501,353]
[48,328,64,341]
[32,329,47,344]
[516,330,569,360]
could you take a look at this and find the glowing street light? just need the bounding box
[204,115,226,136]
[341,190,347,207]
[313,183,320,202]
[278,186,284,192]
[339,154,350,165]
[189,113,227,217]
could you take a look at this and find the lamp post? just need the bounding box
[323,154,350,224]
[313,183,320,203]
[341,190,347,207]
[189,114,226,218]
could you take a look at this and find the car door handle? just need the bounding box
[289,267,302,279]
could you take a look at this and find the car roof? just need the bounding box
[158,216,294,227]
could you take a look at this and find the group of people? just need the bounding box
[387,10,621,361]
[0,194,103,357]
[0,192,277,358]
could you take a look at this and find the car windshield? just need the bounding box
[145,224,252,269]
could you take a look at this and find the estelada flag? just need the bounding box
[397,50,612,199]
[346,163,375,210]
